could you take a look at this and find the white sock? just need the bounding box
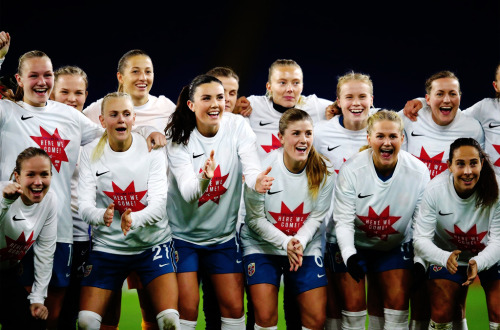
[411,320,430,330]
[254,324,277,330]
[325,318,342,330]
[78,310,102,330]
[368,315,384,330]
[157,309,180,330]
[452,318,467,330]
[384,308,409,329]
[221,316,245,329]
[429,319,452,330]
[490,322,500,330]
[179,319,197,330]
[341,310,367,330]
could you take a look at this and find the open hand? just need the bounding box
[446,250,461,274]
[121,208,132,236]
[103,203,114,227]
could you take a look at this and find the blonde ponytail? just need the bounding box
[91,131,108,162]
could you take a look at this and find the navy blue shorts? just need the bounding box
[19,242,72,288]
[81,240,176,291]
[243,253,327,296]
[325,241,413,273]
[174,237,243,274]
[429,262,500,285]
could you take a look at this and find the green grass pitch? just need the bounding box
[118,282,489,329]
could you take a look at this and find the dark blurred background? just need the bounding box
[1,0,499,110]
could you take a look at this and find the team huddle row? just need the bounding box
[0,31,499,330]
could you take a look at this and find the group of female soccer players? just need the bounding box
[0,29,499,330]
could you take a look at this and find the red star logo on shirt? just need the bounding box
[417,147,446,179]
[0,231,35,265]
[492,145,500,167]
[445,224,487,254]
[261,134,281,153]
[30,127,70,172]
[198,165,229,207]
[357,206,400,241]
[103,181,147,214]
[269,202,311,236]
[335,158,347,174]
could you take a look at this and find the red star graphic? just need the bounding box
[492,145,500,167]
[445,224,487,254]
[198,165,229,207]
[357,206,400,241]
[335,158,347,174]
[417,147,447,179]
[261,134,281,153]
[0,231,35,265]
[31,127,70,172]
[269,202,311,236]
[103,181,147,215]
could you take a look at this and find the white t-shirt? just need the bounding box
[414,171,500,272]
[241,148,335,257]
[0,190,57,304]
[78,133,171,254]
[83,94,175,132]
[0,100,104,243]
[334,149,430,263]
[401,107,484,179]
[167,113,262,245]
[247,95,330,160]
[462,98,500,175]
[313,115,368,244]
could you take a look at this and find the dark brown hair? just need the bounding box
[448,138,498,208]
[10,147,52,180]
[165,75,223,145]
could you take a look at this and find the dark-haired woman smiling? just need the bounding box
[414,138,500,330]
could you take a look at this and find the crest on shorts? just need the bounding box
[248,263,255,277]
[175,251,179,263]
[432,265,442,272]
[335,251,343,264]
[84,264,93,277]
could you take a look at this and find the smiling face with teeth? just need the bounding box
[16,57,54,107]
[14,155,52,206]
[448,145,483,198]
[338,80,373,131]
[188,81,225,137]
[100,96,136,152]
[278,119,313,173]
[367,119,404,176]
[117,55,154,106]
[425,77,461,126]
